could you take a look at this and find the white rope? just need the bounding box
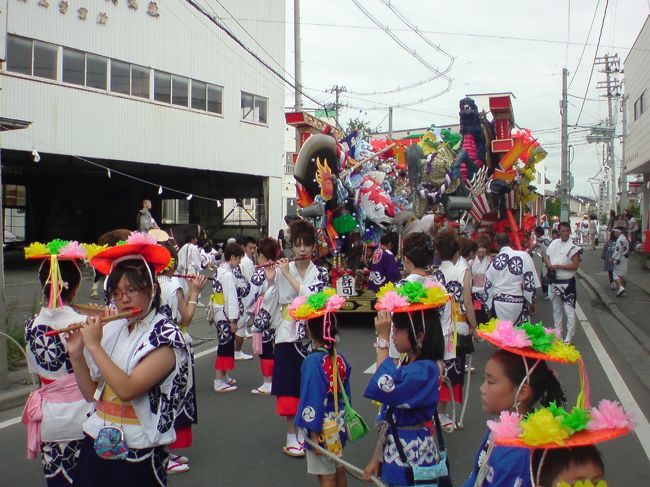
[303,437,387,486]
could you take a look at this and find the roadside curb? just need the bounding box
[0,384,33,413]
[577,268,650,353]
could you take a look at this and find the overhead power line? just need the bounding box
[569,0,602,88]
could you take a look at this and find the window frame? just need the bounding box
[6,35,34,76]
[241,91,268,125]
[62,47,86,86]
[32,39,58,80]
[154,70,172,104]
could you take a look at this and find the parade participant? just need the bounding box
[588,216,598,250]
[610,227,630,297]
[433,231,477,431]
[462,348,567,486]
[266,219,328,457]
[364,281,449,487]
[234,243,254,362]
[470,234,492,325]
[543,222,582,344]
[580,215,590,246]
[368,232,401,292]
[22,240,94,487]
[157,243,207,474]
[601,231,618,290]
[137,199,159,233]
[249,237,281,395]
[533,226,552,298]
[67,233,189,487]
[531,447,604,487]
[210,242,243,392]
[457,236,478,272]
[240,236,257,281]
[177,234,204,300]
[292,290,349,487]
[484,233,540,326]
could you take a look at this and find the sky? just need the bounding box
[271,0,649,198]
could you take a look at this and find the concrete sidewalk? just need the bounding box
[578,246,650,352]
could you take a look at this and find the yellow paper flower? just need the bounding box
[24,242,49,258]
[478,318,498,334]
[323,288,336,297]
[294,304,314,319]
[557,481,607,487]
[376,282,397,300]
[421,287,448,306]
[210,292,224,306]
[519,409,570,446]
[547,341,581,363]
[81,243,109,259]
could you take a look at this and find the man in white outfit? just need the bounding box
[234,237,257,360]
[484,233,540,326]
[544,222,582,344]
[610,227,629,297]
[177,235,204,304]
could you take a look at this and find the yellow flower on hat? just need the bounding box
[376,282,397,300]
[323,288,336,297]
[519,408,570,446]
[547,341,581,363]
[24,242,49,259]
[421,286,448,306]
[478,318,499,334]
[294,304,314,319]
[81,243,109,259]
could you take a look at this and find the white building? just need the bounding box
[624,15,650,232]
[0,0,285,243]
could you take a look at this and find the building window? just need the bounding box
[641,90,647,117]
[222,198,258,226]
[3,184,27,242]
[111,59,130,95]
[208,84,223,114]
[241,92,268,124]
[154,71,171,103]
[86,54,107,90]
[62,48,85,86]
[131,65,150,99]
[6,35,32,75]
[33,40,57,80]
[161,199,190,225]
[285,198,297,216]
[191,80,206,110]
[172,75,189,107]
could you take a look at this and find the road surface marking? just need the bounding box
[194,346,217,359]
[0,417,21,430]
[576,303,650,462]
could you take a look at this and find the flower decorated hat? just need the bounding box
[90,232,171,275]
[25,239,91,308]
[374,280,449,313]
[289,288,346,320]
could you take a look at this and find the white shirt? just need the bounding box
[546,238,582,280]
[240,254,255,282]
[469,256,491,294]
[178,243,203,275]
[484,246,540,307]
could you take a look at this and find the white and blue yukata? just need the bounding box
[546,238,583,343]
[248,269,276,372]
[364,357,442,487]
[294,349,351,450]
[210,263,240,371]
[461,431,531,487]
[76,311,190,487]
[483,246,540,326]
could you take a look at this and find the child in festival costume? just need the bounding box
[263,219,328,457]
[293,289,349,487]
[157,242,208,474]
[67,232,190,487]
[364,280,449,487]
[22,240,94,487]
[531,447,605,486]
[249,237,281,395]
[433,231,478,431]
[210,242,243,392]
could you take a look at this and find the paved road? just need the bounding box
[1,271,649,485]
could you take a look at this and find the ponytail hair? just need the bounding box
[306,313,339,358]
[491,349,567,409]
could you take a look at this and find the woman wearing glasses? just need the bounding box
[67,233,190,487]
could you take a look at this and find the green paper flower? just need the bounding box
[307,292,328,310]
[397,281,427,304]
[333,214,358,234]
[115,240,127,246]
[519,322,555,352]
[561,407,591,434]
[46,239,70,255]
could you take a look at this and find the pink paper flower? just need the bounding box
[492,320,532,348]
[423,280,446,292]
[289,295,307,311]
[545,327,562,340]
[588,400,634,431]
[58,241,87,259]
[487,411,523,439]
[126,232,158,245]
[326,295,345,311]
[376,291,409,312]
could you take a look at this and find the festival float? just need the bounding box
[285,93,547,313]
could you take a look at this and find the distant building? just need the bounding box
[0,1,285,242]
[624,15,650,232]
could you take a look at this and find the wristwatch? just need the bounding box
[374,338,390,350]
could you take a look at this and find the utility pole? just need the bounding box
[293,0,302,112]
[595,53,622,213]
[560,67,570,222]
[388,107,393,138]
[620,93,628,211]
[326,85,347,128]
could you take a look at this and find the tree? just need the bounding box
[344,117,379,141]
[545,197,560,218]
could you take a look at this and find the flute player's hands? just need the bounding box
[79,315,104,352]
